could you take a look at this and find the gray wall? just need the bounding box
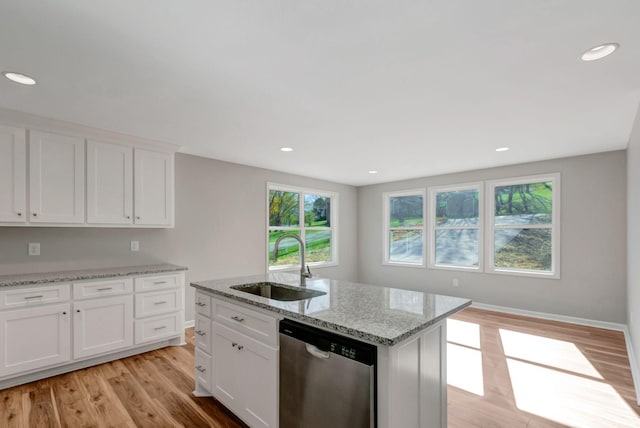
[628,107,640,380]
[0,153,359,321]
[358,151,627,323]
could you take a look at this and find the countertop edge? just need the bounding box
[0,264,188,288]
[191,282,471,346]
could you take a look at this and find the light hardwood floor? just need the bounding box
[0,308,638,427]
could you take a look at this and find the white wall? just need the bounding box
[0,153,359,322]
[358,151,627,323]
[627,106,640,385]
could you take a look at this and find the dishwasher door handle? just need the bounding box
[305,343,330,359]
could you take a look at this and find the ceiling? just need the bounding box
[1,1,639,186]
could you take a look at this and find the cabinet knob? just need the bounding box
[126,215,131,219]
[32,213,37,217]
[76,309,81,313]
[232,342,237,348]
[62,311,67,315]
[136,216,140,220]
[17,212,22,216]
[238,345,244,351]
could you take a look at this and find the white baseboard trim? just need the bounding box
[622,327,640,405]
[471,302,627,331]
[471,302,640,404]
[184,319,195,329]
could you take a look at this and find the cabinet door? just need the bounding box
[0,125,26,222]
[73,295,133,359]
[0,303,71,377]
[29,130,85,223]
[134,148,173,226]
[239,331,278,428]
[211,322,242,410]
[87,140,133,224]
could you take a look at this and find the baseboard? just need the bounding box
[623,327,640,405]
[184,319,195,329]
[471,302,640,404]
[471,302,627,331]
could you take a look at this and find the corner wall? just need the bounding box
[627,105,640,401]
[0,153,359,322]
[358,150,627,323]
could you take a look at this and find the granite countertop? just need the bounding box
[191,273,471,346]
[0,264,188,287]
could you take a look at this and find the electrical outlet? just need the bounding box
[452,278,459,287]
[130,241,139,252]
[28,242,40,256]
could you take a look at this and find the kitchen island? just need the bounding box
[191,273,471,428]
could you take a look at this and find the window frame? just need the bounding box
[266,182,338,272]
[428,182,483,272]
[383,189,426,268]
[485,173,561,279]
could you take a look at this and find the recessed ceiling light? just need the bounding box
[368,170,378,174]
[2,71,37,85]
[280,147,293,152]
[581,43,619,61]
[495,147,510,152]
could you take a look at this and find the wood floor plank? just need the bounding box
[51,372,100,428]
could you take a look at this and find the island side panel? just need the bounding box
[377,319,447,428]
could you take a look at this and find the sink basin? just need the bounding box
[231,282,326,301]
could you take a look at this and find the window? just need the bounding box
[383,190,425,266]
[486,173,560,278]
[267,183,337,270]
[429,184,482,270]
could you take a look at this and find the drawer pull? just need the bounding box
[231,316,245,322]
[154,326,167,331]
[24,295,44,300]
[196,365,206,373]
[238,345,244,351]
[154,301,168,305]
[154,281,167,285]
[97,287,113,291]
[195,330,206,336]
[232,342,237,347]
[196,302,206,307]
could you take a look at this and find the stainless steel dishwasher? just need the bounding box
[279,319,377,428]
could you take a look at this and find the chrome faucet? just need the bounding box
[272,233,312,286]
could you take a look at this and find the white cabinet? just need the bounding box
[211,322,278,428]
[133,273,184,345]
[0,302,71,377]
[134,148,174,226]
[29,130,85,223]
[87,140,133,224]
[0,125,26,223]
[73,295,134,359]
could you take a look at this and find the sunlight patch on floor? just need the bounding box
[447,319,484,395]
[499,328,602,379]
[507,358,640,427]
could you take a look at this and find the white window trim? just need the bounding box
[485,173,561,279]
[383,189,426,268]
[266,182,339,272]
[428,182,483,272]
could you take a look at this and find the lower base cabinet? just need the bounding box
[0,303,71,377]
[211,321,278,428]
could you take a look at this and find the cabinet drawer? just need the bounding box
[73,278,133,299]
[195,314,212,354]
[134,273,182,292]
[0,284,70,310]
[195,348,212,393]
[212,298,278,347]
[195,291,211,317]
[134,312,180,344]
[135,289,181,318]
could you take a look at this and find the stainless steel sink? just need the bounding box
[231,282,326,301]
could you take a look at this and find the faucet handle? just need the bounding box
[305,265,313,278]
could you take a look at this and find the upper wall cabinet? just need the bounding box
[134,148,174,226]
[0,125,26,223]
[29,130,85,224]
[87,140,134,225]
[0,109,178,228]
